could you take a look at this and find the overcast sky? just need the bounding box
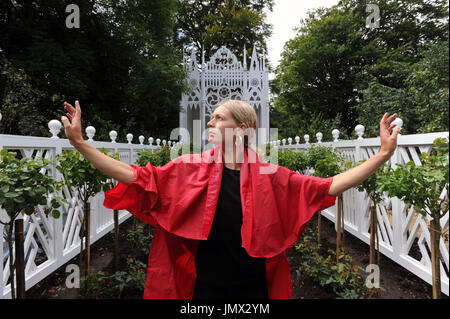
[265,0,341,78]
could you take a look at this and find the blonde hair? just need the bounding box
[215,99,267,162]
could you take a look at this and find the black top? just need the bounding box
[195,165,266,286]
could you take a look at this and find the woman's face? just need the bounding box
[207,105,244,146]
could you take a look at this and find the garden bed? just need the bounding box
[25,214,443,299]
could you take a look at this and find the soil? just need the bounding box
[25,214,447,299]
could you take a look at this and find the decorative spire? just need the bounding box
[243,44,247,70]
[201,47,205,69]
[250,44,259,72]
[262,48,266,71]
[190,47,197,71]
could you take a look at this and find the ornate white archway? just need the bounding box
[179,45,270,148]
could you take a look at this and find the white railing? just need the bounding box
[274,123,449,296]
[0,117,174,299]
[1,114,449,297]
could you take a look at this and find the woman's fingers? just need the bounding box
[64,102,75,113]
[380,113,398,131]
[74,100,81,118]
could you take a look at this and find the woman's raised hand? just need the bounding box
[61,100,84,145]
[379,112,400,158]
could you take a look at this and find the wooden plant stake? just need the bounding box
[317,211,321,245]
[85,202,91,274]
[114,209,119,272]
[336,194,344,262]
[14,217,25,299]
[430,217,441,299]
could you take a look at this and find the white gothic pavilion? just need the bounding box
[179,45,270,148]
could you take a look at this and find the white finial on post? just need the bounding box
[139,135,145,145]
[148,137,154,145]
[316,132,323,143]
[355,125,365,140]
[86,126,95,141]
[332,129,340,142]
[126,133,133,144]
[282,138,286,146]
[162,139,167,146]
[295,136,300,145]
[156,138,161,146]
[304,134,310,144]
[288,137,292,145]
[48,120,62,139]
[109,130,117,143]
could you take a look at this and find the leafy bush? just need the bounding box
[126,225,153,256]
[295,227,372,299]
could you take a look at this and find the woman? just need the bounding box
[61,99,400,299]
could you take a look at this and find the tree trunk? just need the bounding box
[85,202,91,274]
[369,200,377,266]
[430,216,441,299]
[114,209,119,272]
[78,214,85,297]
[317,211,321,245]
[14,218,25,299]
[336,194,343,262]
[7,222,15,299]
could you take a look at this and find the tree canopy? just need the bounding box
[175,0,273,63]
[271,0,449,140]
[0,0,186,141]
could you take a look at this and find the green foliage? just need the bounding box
[126,225,153,256]
[0,50,51,136]
[136,142,203,167]
[356,39,449,135]
[378,137,449,218]
[55,148,119,203]
[0,149,67,220]
[295,227,372,299]
[135,146,173,167]
[80,258,146,299]
[407,40,449,133]
[355,162,390,204]
[307,145,349,178]
[272,0,449,138]
[0,0,186,140]
[108,257,147,298]
[277,149,308,173]
[176,0,273,63]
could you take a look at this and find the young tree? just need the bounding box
[55,148,117,285]
[0,149,66,299]
[379,137,449,298]
[355,162,390,296]
[309,145,348,248]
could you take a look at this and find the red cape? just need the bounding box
[103,146,336,298]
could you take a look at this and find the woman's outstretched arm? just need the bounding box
[61,100,135,185]
[327,113,400,197]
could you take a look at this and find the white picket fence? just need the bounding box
[0,119,172,299]
[274,128,449,296]
[0,115,449,297]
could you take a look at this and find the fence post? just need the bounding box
[354,139,364,237]
[390,139,403,258]
[50,122,64,269]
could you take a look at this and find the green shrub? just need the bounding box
[295,227,373,299]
